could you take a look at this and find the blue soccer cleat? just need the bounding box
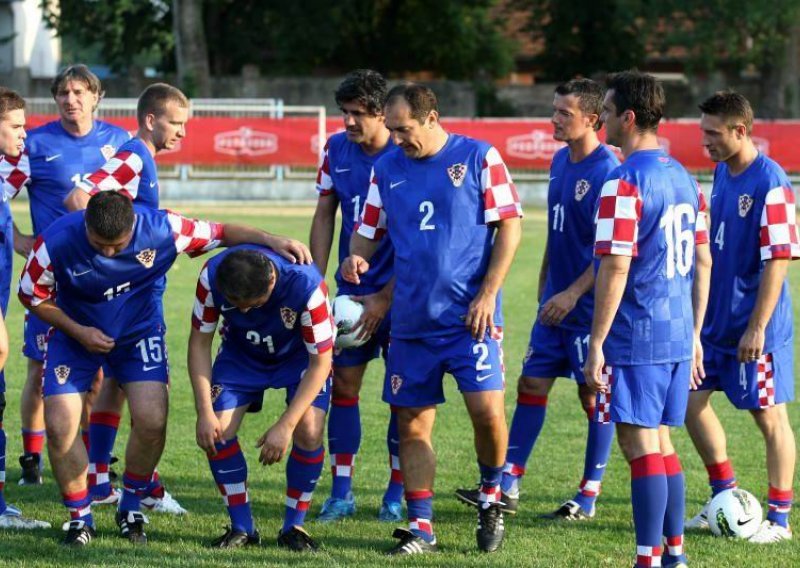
[378,500,403,522]
[316,493,356,522]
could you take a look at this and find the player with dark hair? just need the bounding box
[311,69,403,522]
[456,78,619,520]
[189,246,334,551]
[343,83,522,555]
[584,71,711,568]
[684,91,797,543]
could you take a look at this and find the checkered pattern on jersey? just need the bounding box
[166,211,224,255]
[315,140,334,196]
[482,146,522,223]
[80,150,144,199]
[355,169,387,240]
[595,178,642,256]
[18,236,56,307]
[759,186,800,260]
[191,265,219,333]
[0,151,30,199]
[300,281,335,354]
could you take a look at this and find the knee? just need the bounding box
[397,409,430,441]
[470,403,506,431]
[753,407,790,440]
[293,410,325,449]
[133,414,167,445]
[517,376,550,397]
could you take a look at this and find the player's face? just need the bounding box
[340,100,385,145]
[600,90,623,147]
[385,101,437,159]
[150,101,188,151]
[55,80,98,127]
[551,93,596,142]
[700,113,743,163]
[0,108,26,157]
[86,226,134,258]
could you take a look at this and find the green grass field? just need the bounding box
[0,203,798,567]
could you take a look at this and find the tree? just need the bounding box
[173,0,211,96]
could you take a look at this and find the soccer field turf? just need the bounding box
[1,204,797,567]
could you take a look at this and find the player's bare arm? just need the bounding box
[539,263,594,327]
[342,232,380,285]
[737,258,789,363]
[584,254,631,392]
[309,193,339,276]
[187,327,223,455]
[467,216,522,340]
[0,312,9,370]
[690,242,712,388]
[256,349,332,466]
[27,300,115,354]
[63,185,91,211]
[219,223,311,264]
[352,277,394,340]
[12,222,34,258]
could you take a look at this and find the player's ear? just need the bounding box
[144,113,157,132]
[426,110,439,129]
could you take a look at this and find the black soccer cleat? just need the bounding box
[385,528,438,555]
[454,486,518,515]
[539,499,595,521]
[476,502,505,552]
[62,520,96,547]
[210,526,261,548]
[277,526,319,552]
[18,454,43,486]
[116,510,149,544]
[109,455,119,482]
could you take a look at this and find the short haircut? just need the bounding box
[50,64,104,99]
[136,83,189,124]
[85,191,135,240]
[0,88,25,121]
[215,249,274,303]
[698,90,754,134]
[606,70,665,132]
[335,69,388,116]
[385,83,438,123]
[555,78,605,130]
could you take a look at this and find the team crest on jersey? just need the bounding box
[136,249,157,269]
[447,163,467,187]
[280,307,297,329]
[210,384,224,403]
[738,194,754,217]
[54,365,71,385]
[390,374,403,395]
[100,145,116,161]
[574,179,591,201]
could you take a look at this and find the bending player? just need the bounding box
[310,69,402,522]
[188,246,334,551]
[584,71,711,568]
[685,91,797,543]
[456,78,618,520]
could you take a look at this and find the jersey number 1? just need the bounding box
[660,204,696,278]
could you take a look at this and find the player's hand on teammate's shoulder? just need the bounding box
[466,291,496,340]
[13,231,35,258]
[268,235,313,264]
[583,344,607,394]
[256,419,293,465]
[351,291,390,340]
[340,255,369,285]
[538,289,578,326]
[75,326,115,354]
[737,325,765,364]
[196,412,224,456]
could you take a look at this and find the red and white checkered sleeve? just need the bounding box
[759,186,800,260]
[80,150,143,200]
[18,236,56,307]
[300,281,335,355]
[191,264,220,333]
[594,178,643,257]
[167,211,226,255]
[695,182,709,245]
[482,146,523,223]
[0,151,31,199]
[315,141,335,196]
[355,168,387,241]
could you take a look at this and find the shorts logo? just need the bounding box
[280,307,297,329]
[210,384,223,403]
[36,334,47,352]
[390,374,403,395]
[447,163,467,187]
[136,249,157,269]
[54,365,71,385]
[738,194,753,217]
[574,179,591,201]
[100,145,116,161]
[523,346,533,364]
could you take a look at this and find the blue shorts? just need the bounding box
[696,343,794,410]
[333,314,390,368]
[23,310,50,362]
[383,328,505,407]
[522,322,590,383]
[603,360,691,428]
[43,324,169,397]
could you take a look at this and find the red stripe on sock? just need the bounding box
[630,453,665,479]
[769,486,793,502]
[517,393,547,406]
[390,469,404,483]
[290,449,325,464]
[124,470,152,482]
[705,460,735,481]
[663,453,682,476]
[210,440,242,461]
[90,411,121,428]
[332,396,359,407]
[406,490,434,501]
[63,489,89,501]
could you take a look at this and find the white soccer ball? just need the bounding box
[708,488,763,539]
[333,295,369,349]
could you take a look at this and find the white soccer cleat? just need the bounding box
[92,487,122,506]
[685,499,710,530]
[141,490,188,515]
[0,505,51,529]
[748,520,792,543]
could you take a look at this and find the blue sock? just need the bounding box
[88,411,120,500]
[209,438,253,534]
[383,407,404,503]
[501,393,547,494]
[631,453,667,568]
[328,396,360,500]
[573,412,614,512]
[662,453,687,565]
[0,424,6,513]
[406,490,435,543]
[284,445,324,533]
[767,486,793,528]
[63,489,94,526]
[119,469,151,512]
[478,461,503,507]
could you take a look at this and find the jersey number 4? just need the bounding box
[660,204,696,278]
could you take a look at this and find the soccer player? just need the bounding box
[342,83,523,555]
[0,88,50,530]
[189,246,334,551]
[18,191,310,546]
[684,91,797,543]
[310,69,402,522]
[584,71,711,568]
[2,65,130,487]
[455,79,619,520]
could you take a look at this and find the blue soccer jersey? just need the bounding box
[316,132,395,295]
[356,134,523,338]
[542,145,619,330]
[18,206,223,344]
[702,154,800,353]
[77,137,160,208]
[594,149,708,365]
